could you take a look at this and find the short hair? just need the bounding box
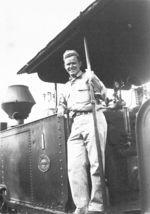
[63,50,81,61]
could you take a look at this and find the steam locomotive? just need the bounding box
[1,0,150,213]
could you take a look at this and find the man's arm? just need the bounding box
[57,93,67,117]
[85,69,107,101]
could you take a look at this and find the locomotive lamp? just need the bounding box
[1,85,36,125]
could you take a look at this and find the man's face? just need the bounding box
[64,56,82,77]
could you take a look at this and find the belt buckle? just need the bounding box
[77,111,90,116]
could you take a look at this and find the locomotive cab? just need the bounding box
[1,0,150,213]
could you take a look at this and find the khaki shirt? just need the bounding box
[58,71,107,112]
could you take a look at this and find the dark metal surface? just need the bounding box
[1,130,31,202]
[136,99,150,214]
[17,0,150,88]
[0,110,143,214]
[30,116,68,211]
[0,115,71,213]
[104,109,139,206]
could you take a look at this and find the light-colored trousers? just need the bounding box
[67,110,107,214]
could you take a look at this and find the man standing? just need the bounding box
[57,50,107,214]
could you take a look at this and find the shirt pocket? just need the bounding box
[77,85,91,103]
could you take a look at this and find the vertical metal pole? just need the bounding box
[54,83,57,111]
[84,36,108,212]
[84,37,91,71]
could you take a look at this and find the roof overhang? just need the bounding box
[17,0,150,88]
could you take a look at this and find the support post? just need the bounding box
[84,36,108,213]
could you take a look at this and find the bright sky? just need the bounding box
[0,0,94,123]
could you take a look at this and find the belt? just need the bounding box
[73,111,92,118]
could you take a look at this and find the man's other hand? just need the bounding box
[57,105,65,117]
